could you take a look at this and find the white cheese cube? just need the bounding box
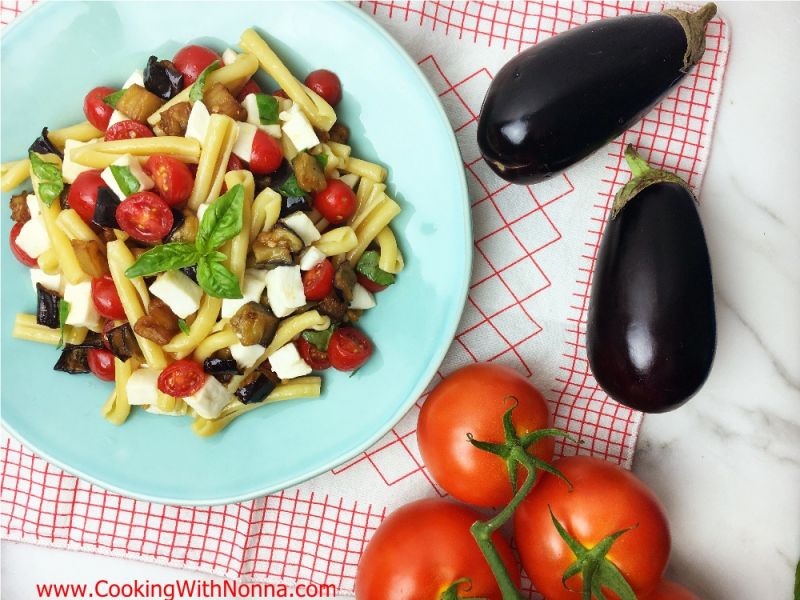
[268,343,312,380]
[100,154,154,199]
[126,368,160,406]
[30,268,64,294]
[145,404,183,416]
[182,376,231,419]
[149,270,203,319]
[232,122,258,162]
[230,342,266,369]
[185,101,211,144]
[264,266,305,318]
[26,194,42,219]
[107,110,127,128]
[123,69,144,89]
[279,103,319,151]
[221,269,268,318]
[338,173,360,189]
[64,281,102,330]
[242,93,283,138]
[61,139,98,184]
[261,124,282,138]
[282,211,321,246]
[221,48,239,66]
[350,283,376,310]
[299,247,326,271]
[15,218,50,259]
[196,202,210,223]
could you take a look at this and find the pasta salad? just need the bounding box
[1,29,403,437]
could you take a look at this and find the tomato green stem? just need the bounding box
[438,578,488,600]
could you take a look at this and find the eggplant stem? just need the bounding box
[623,145,651,178]
[663,2,717,69]
[691,3,718,29]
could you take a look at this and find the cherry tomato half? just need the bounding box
[67,169,106,224]
[145,155,194,207]
[91,275,127,320]
[172,45,221,86]
[88,348,116,382]
[356,273,387,294]
[10,222,38,267]
[249,130,283,175]
[115,191,174,243]
[304,69,342,106]
[296,338,331,371]
[313,179,356,225]
[104,120,154,141]
[302,259,334,301]
[236,79,262,102]
[327,327,372,371]
[83,86,116,131]
[226,153,245,172]
[158,359,207,397]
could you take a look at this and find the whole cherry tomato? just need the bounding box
[313,179,356,224]
[296,338,330,371]
[355,499,520,600]
[83,86,116,131]
[226,154,245,172]
[115,191,174,243]
[158,359,206,397]
[417,363,553,508]
[145,154,194,207]
[356,273,387,294]
[67,169,106,224]
[236,79,262,102]
[272,89,288,99]
[249,130,283,175]
[88,349,116,382]
[514,456,671,600]
[302,258,334,301]
[10,222,38,267]
[104,120,154,141]
[304,69,342,106]
[172,45,221,86]
[91,275,126,320]
[644,580,701,600]
[327,327,372,371]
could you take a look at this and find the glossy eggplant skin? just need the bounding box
[478,14,687,184]
[587,181,715,413]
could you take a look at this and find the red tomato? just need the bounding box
[302,259,334,301]
[236,79,262,102]
[327,327,372,371]
[83,86,116,131]
[355,499,520,600]
[249,130,283,175]
[115,191,174,243]
[313,179,356,224]
[356,273,386,294]
[296,338,331,371]
[172,45,221,86]
[514,456,671,600]
[67,169,106,224]
[145,155,194,207]
[304,69,342,106]
[91,275,126,320]
[643,581,700,600]
[417,363,553,508]
[226,154,244,172]
[10,222,38,267]
[104,120,154,141]
[158,359,206,397]
[272,89,288,99]
[88,349,116,382]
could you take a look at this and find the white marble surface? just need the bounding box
[3,3,799,599]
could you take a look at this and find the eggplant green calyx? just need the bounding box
[612,145,692,219]
[438,578,488,600]
[663,2,717,70]
[549,507,638,600]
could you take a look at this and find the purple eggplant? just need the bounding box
[477,3,717,184]
[587,146,715,413]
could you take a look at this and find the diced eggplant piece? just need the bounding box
[204,82,247,121]
[292,152,327,194]
[71,239,108,278]
[234,372,277,405]
[36,283,62,329]
[103,322,143,361]
[280,195,311,217]
[181,264,198,283]
[143,56,184,101]
[317,292,348,321]
[54,345,91,374]
[92,186,121,229]
[134,297,180,345]
[165,207,185,240]
[166,208,198,243]
[115,84,165,122]
[230,302,279,347]
[256,159,292,193]
[59,184,71,210]
[28,127,63,159]
[156,101,192,137]
[9,191,31,223]
[203,356,239,376]
[252,225,304,267]
[328,122,349,144]
[334,262,357,302]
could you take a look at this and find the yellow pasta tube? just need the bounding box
[302,84,337,131]
[1,159,30,192]
[327,142,351,161]
[314,226,358,256]
[156,391,178,413]
[37,202,88,285]
[13,314,88,346]
[48,121,103,150]
[56,209,103,244]
[37,248,60,274]
[342,156,387,182]
[265,310,330,356]
[68,149,144,169]
[188,115,237,209]
[101,357,134,426]
[163,295,222,359]
[348,197,402,266]
[192,328,239,363]
[222,170,254,284]
[351,183,386,230]
[250,187,282,241]
[376,226,404,274]
[71,137,201,166]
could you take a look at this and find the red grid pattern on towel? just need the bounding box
[1,2,729,597]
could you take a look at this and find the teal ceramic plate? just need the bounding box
[0,1,470,505]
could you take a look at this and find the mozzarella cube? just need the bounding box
[350,283,376,310]
[279,103,319,151]
[145,404,183,416]
[100,154,154,199]
[126,368,160,406]
[123,69,144,89]
[107,110,127,128]
[26,194,42,219]
[30,268,64,294]
[221,269,268,318]
[61,139,99,184]
[299,247,326,271]
[64,281,102,330]
[264,266,305,318]
[282,211,321,246]
[230,342,266,370]
[221,47,239,66]
[268,343,312,380]
[185,101,211,144]
[149,270,203,319]
[232,121,258,162]
[242,93,283,138]
[182,376,231,419]
[15,218,50,259]
[196,202,210,223]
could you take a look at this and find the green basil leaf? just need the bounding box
[301,325,335,352]
[109,165,140,197]
[196,256,242,299]
[356,250,396,286]
[254,93,280,125]
[314,153,328,170]
[196,184,244,254]
[177,318,191,336]
[205,250,228,263]
[37,183,63,207]
[103,89,126,108]
[277,174,308,198]
[189,60,220,102]
[125,242,199,278]
[29,152,64,207]
[57,300,71,349]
